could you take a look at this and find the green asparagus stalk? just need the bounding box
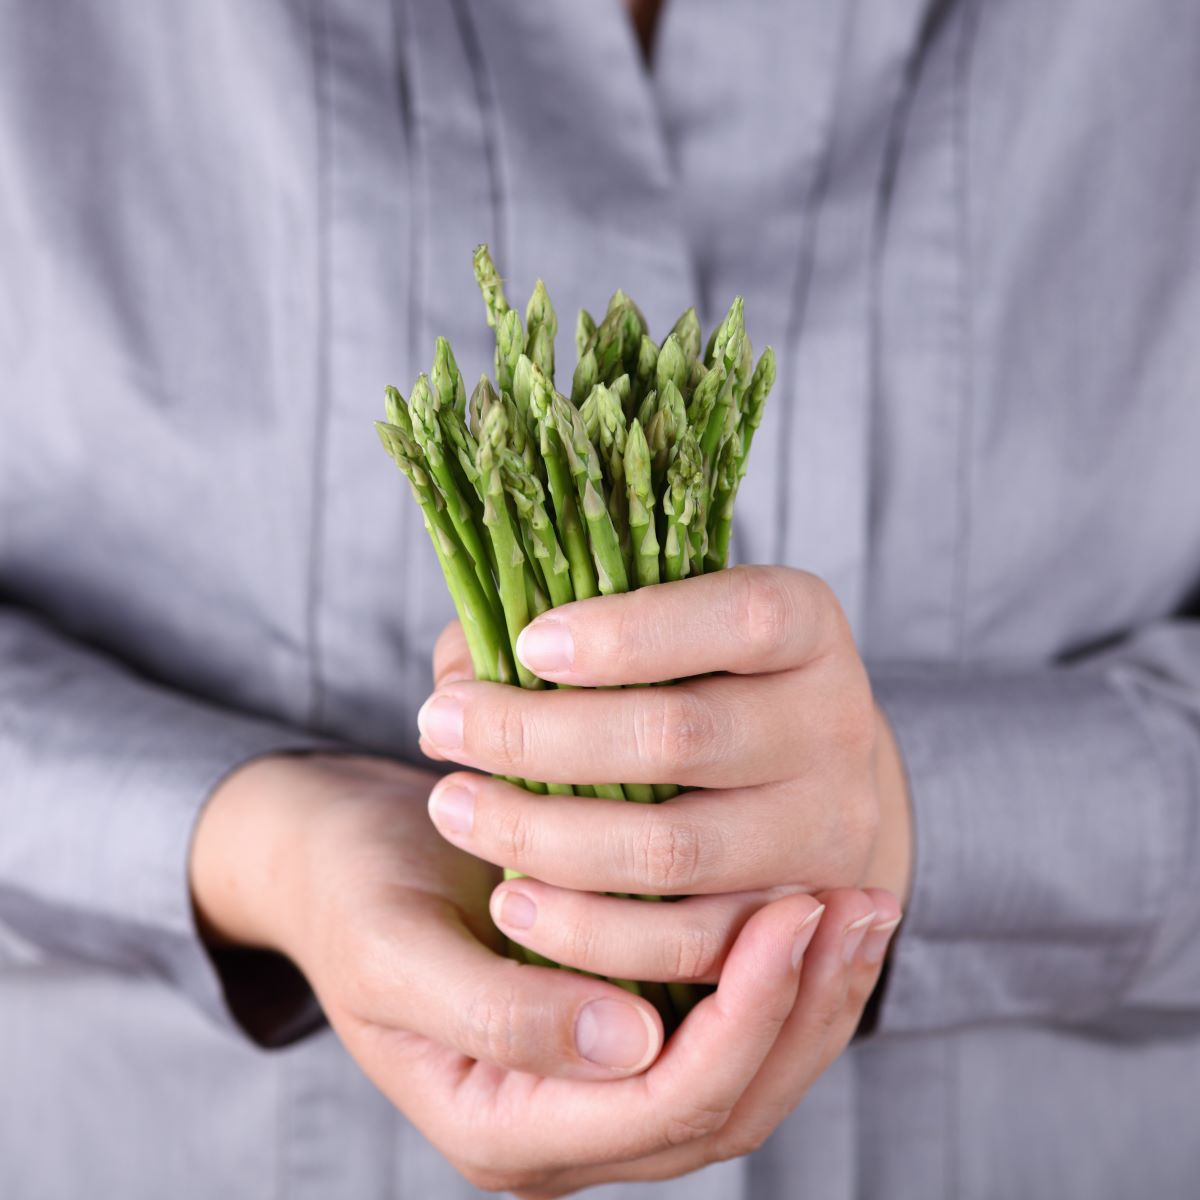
[670,306,702,363]
[553,393,629,597]
[408,375,502,621]
[472,243,510,329]
[495,308,524,398]
[501,450,575,610]
[478,405,541,691]
[376,421,515,684]
[625,419,660,589]
[528,366,600,602]
[575,308,596,359]
[662,430,702,583]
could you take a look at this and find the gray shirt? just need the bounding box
[2,2,1199,1197]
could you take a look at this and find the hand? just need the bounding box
[418,565,912,987]
[189,752,900,1195]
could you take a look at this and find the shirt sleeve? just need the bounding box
[869,618,1200,1035]
[0,604,346,1048]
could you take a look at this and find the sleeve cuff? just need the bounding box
[868,664,1174,1033]
[0,610,345,1047]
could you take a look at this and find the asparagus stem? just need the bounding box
[625,419,661,589]
[575,308,596,359]
[478,405,541,691]
[472,243,510,329]
[662,430,702,583]
[495,308,524,397]
[376,421,515,684]
[670,306,702,363]
[529,366,600,601]
[408,375,504,626]
[501,449,575,609]
[553,393,629,596]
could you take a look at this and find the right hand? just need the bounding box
[190,750,898,1197]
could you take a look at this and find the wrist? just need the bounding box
[189,752,330,959]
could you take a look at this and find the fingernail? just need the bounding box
[494,888,536,931]
[790,904,825,970]
[842,912,876,964]
[861,916,901,965]
[418,694,464,751]
[428,784,475,836]
[516,619,575,674]
[575,998,656,1070]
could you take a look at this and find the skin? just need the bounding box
[420,566,913,932]
[191,565,910,1196]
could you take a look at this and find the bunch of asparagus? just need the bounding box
[376,246,776,1023]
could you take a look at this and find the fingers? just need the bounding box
[423,623,475,763]
[367,892,825,1194]
[339,890,663,1082]
[633,893,820,1152]
[707,888,901,1161]
[417,667,867,788]
[433,620,474,688]
[513,565,845,686]
[490,879,807,984]
[495,889,900,1196]
[428,773,872,895]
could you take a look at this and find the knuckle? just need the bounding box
[462,984,524,1066]
[639,815,706,893]
[614,599,657,666]
[729,566,794,657]
[668,919,722,981]
[561,912,601,969]
[812,988,843,1033]
[638,688,721,773]
[661,1101,730,1147]
[492,804,536,871]
[483,703,529,770]
[716,1122,772,1161]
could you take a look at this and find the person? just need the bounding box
[2,2,1198,1197]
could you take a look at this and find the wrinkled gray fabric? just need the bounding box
[2,2,1199,1197]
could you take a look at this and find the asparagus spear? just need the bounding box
[553,393,629,596]
[500,450,574,610]
[662,430,702,582]
[528,366,600,602]
[468,374,494,441]
[706,422,744,572]
[495,308,524,397]
[524,279,557,379]
[625,418,660,589]
[408,375,502,619]
[478,405,541,690]
[655,332,688,398]
[472,243,510,329]
[634,334,658,408]
[670,306,702,363]
[376,421,515,684]
[575,308,596,359]
[593,383,633,574]
[741,346,777,464]
[571,346,598,406]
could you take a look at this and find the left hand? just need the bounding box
[418,565,912,987]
